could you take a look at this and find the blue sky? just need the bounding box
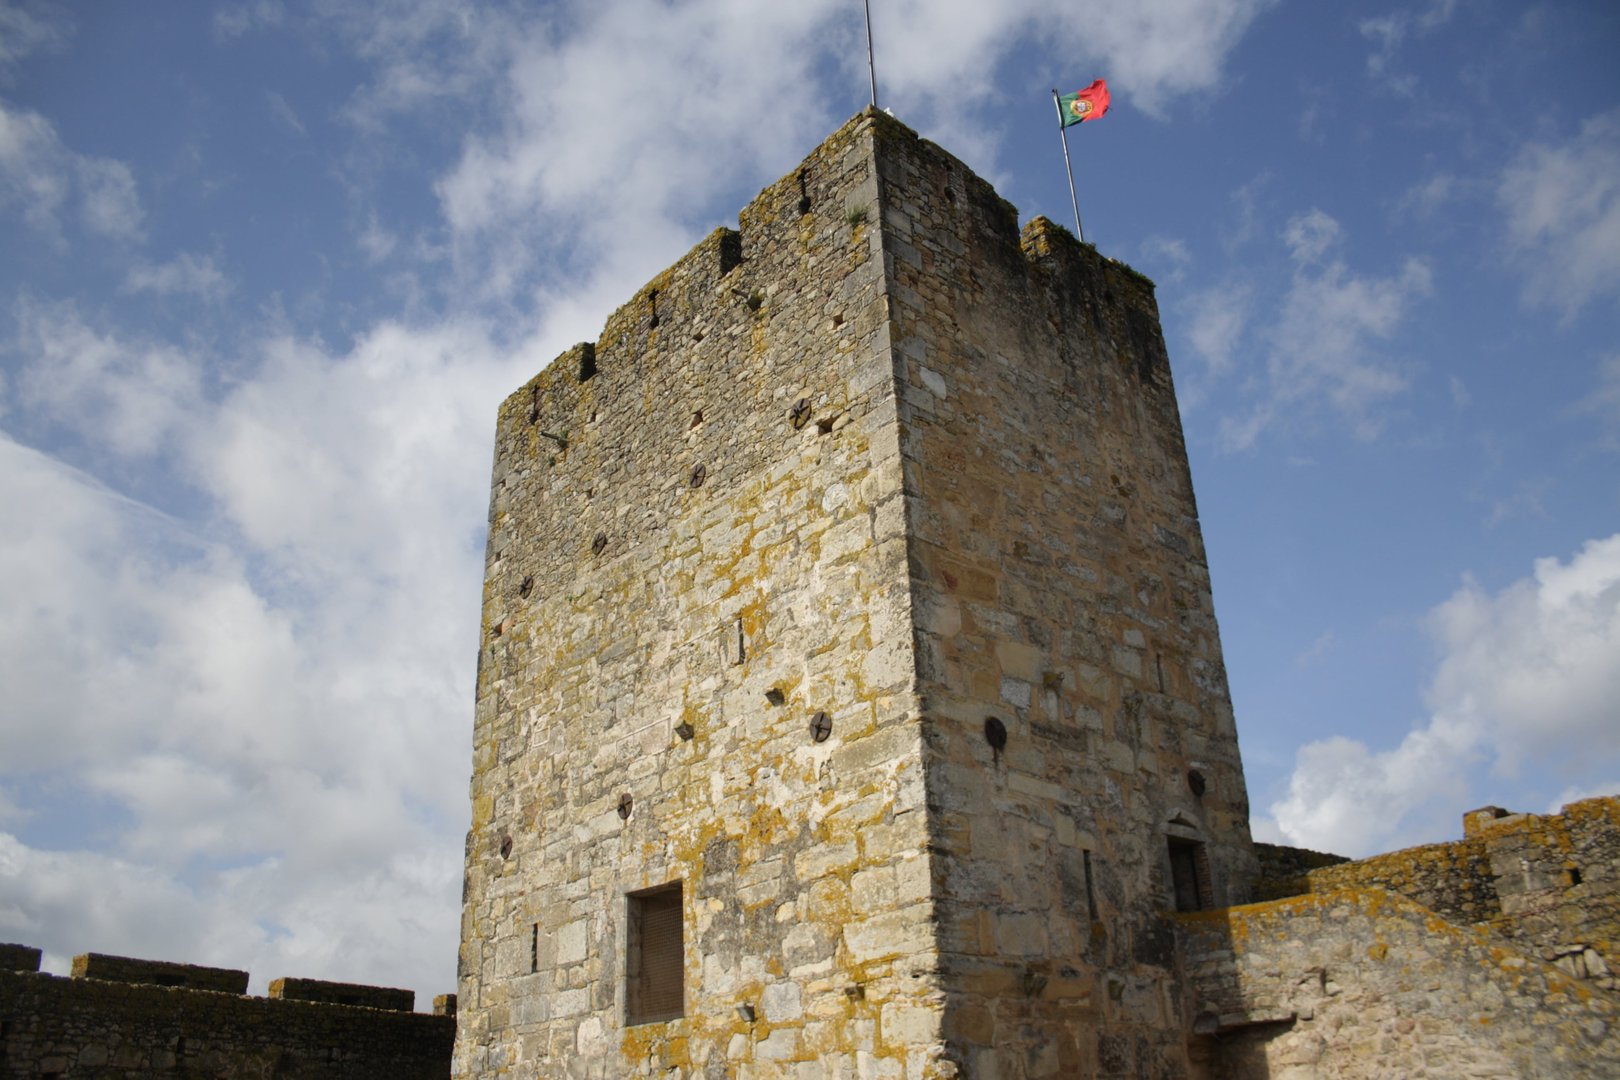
[1,0,1616,1001]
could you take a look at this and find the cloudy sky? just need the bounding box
[2,0,1617,1001]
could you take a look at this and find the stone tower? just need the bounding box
[456,110,1255,1079]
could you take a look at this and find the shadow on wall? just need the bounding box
[0,946,455,1079]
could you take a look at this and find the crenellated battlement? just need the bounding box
[1,944,455,1077]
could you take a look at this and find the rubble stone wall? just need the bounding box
[1178,888,1620,1079]
[0,969,452,1079]
[1259,798,1619,993]
[1302,836,1500,925]
[1251,843,1349,903]
[1478,797,1620,992]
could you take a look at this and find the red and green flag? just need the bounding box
[1057,79,1111,127]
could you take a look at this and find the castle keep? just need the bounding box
[0,114,1614,1080]
[457,109,1250,1078]
[456,110,1619,1078]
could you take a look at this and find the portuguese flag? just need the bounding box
[1057,79,1111,127]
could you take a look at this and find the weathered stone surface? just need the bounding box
[455,108,1254,1079]
[0,942,42,973]
[455,107,1616,1080]
[270,976,416,1012]
[1179,886,1620,1078]
[71,952,249,995]
[1259,796,1620,996]
[0,964,453,1078]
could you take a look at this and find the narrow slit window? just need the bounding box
[626,882,684,1025]
[1168,837,1212,913]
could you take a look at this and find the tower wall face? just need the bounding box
[457,116,948,1079]
[458,112,1255,1079]
[873,126,1254,1078]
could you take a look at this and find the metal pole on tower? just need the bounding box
[864,0,879,109]
[1052,90,1085,243]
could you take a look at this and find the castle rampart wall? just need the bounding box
[1476,797,1619,991]
[1178,888,1619,1078]
[1257,797,1619,993]
[0,950,452,1079]
[1298,835,1500,925]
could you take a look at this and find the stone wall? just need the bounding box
[1251,843,1349,903]
[458,108,934,1079]
[875,121,1255,1079]
[1478,797,1619,992]
[1257,797,1619,993]
[1,944,43,973]
[0,953,452,1078]
[1178,888,1620,1079]
[70,954,249,995]
[1299,836,1500,926]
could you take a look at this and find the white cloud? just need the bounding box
[0,0,1287,1000]
[1294,630,1336,667]
[1219,210,1430,450]
[213,0,285,41]
[357,0,1278,304]
[357,212,398,263]
[13,300,201,456]
[0,100,142,240]
[1427,535,1620,771]
[1184,284,1250,378]
[0,101,68,229]
[1138,235,1192,283]
[0,830,457,997]
[1272,720,1480,857]
[0,378,473,996]
[1270,533,1620,855]
[1499,108,1620,315]
[0,300,560,998]
[1580,354,1620,450]
[1360,0,1457,88]
[1282,208,1341,265]
[1400,172,1458,218]
[0,1,72,78]
[265,91,306,136]
[76,156,141,239]
[1549,783,1620,814]
[122,252,231,301]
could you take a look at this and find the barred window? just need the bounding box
[626,882,684,1024]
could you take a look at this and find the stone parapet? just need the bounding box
[0,943,42,973]
[0,966,453,1078]
[71,952,249,995]
[269,976,415,1012]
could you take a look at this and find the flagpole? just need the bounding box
[863,0,878,108]
[1053,90,1085,244]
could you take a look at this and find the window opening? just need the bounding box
[626,882,684,1024]
[1168,837,1212,913]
